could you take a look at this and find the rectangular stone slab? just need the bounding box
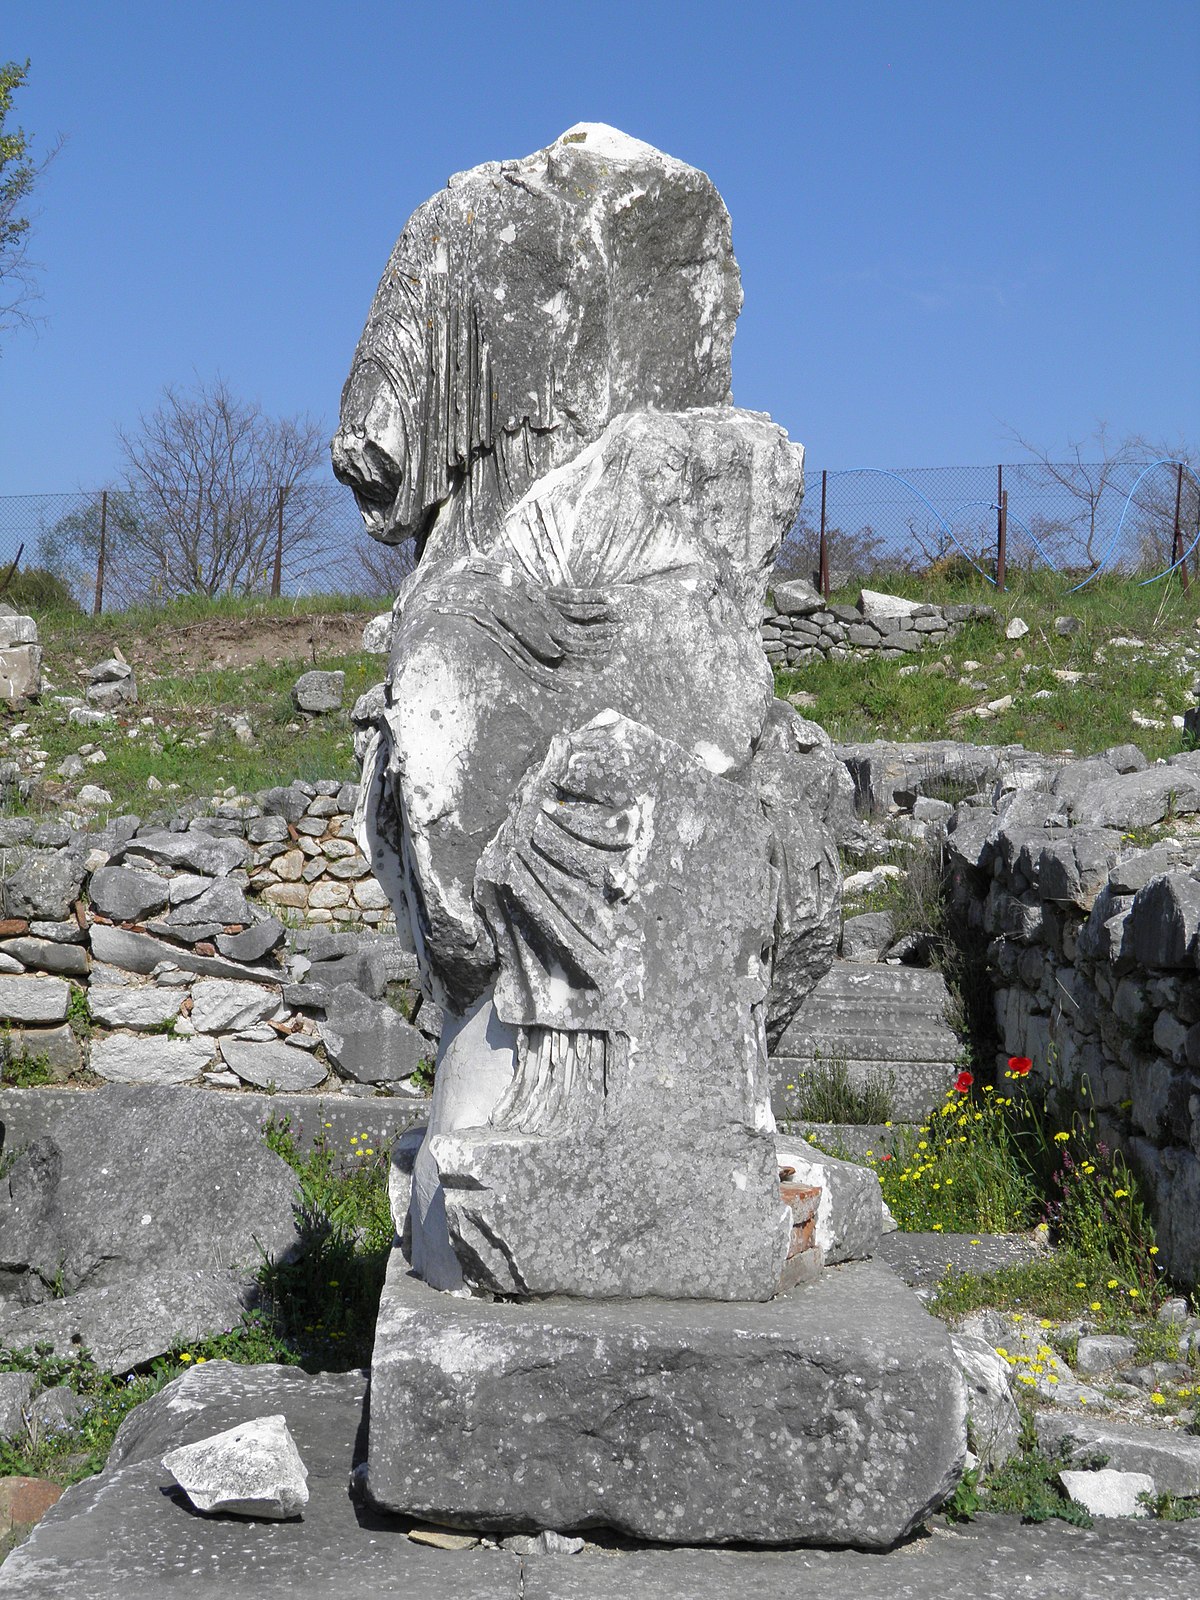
[367,1255,966,1548]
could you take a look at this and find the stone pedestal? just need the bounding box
[366,1255,966,1548]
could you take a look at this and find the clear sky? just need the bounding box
[1,0,1197,495]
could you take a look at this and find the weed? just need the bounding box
[1139,1491,1200,1521]
[785,1056,895,1124]
[256,1115,394,1368]
[0,1035,58,1088]
[964,1417,1094,1527]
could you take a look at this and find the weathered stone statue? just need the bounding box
[335,125,839,1301]
[334,124,965,1547]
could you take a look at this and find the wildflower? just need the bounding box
[955,1070,974,1093]
[1082,1164,1095,1175]
[1150,1246,1159,1256]
[918,1141,928,1151]
[1114,1188,1129,1199]
[1107,1279,1119,1289]
[1075,1281,1086,1289]
[970,1239,981,1246]
[1128,1288,1139,1298]
[1040,1319,1052,1328]
[1090,1302,1101,1311]
[1151,1392,1166,1406]
[1008,1056,1032,1077]
[179,1353,193,1363]
[1053,1132,1069,1144]
[932,1223,944,1232]
[364,1148,374,1156]
[881,1153,893,1162]
[983,1086,994,1094]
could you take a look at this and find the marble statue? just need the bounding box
[334,124,840,1300]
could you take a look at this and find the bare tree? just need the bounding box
[113,379,327,600]
[1,59,62,345]
[1004,423,1197,576]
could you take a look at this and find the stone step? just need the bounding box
[771,962,962,1120]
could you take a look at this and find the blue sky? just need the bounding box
[1,0,1197,494]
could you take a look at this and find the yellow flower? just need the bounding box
[932,1223,944,1232]
[1107,1279,1119,1289]
[918,1141,928,1151]
[1114,1188,1129,1199]
[179,1353,193,1363]
[1089,1302,1101,1311]
[1075,1282,1086,1289]
[1149,1246,1159,1256]
[1151,1392,1165,1406]
[1053,1132,1069,1144]
[196,1357,207,1364]
[971,1239,981,1246]
[364,1148,374,1156]
[1047,1374,1058,1385]
[1040,1319,1052,1328]
[983,1086,994,1094]
[1082,1164,1095,1175]
[1128,1288,1139,1298]
[351,1135,359,1144]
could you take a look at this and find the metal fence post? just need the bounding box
[271,487,285,599]
[93,490,107,616]
[1171,462,1190,594]
[818,469,830,599]
[996,466,1007,591]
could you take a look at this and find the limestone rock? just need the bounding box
[0,1370,33,1437]
[292,670,344,715]
[88,983,184,1029]
[114,830,250,877]
[0,1083,301,1304]
[216,918,286,963]
[361,612,393,654]
[775,1134,883,1264]
[163,1413,308,1520]
[771,577,823,616]
[1058,1468,1153,1519]
[859,589,925,622]
[952,1332,1021,1469]
[0,642,42,702]
[188,979,281,1034]
[0,1271,251,1376]
[0,975,69,1023]
[318,989,424,1084]
[367,1255,966,1547]
[87,865,169,923]
[840,910,896,962]
[1,849,86,921]
[220,1040,327,1092]
[90,1033,215,1084]
[0,936,86,976]
[1035,1411,1200,1496]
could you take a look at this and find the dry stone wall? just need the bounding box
[0,781,427,1101]
[762,580,995,669]
[942,747,1200,1288]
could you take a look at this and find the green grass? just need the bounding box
[2,649,380,819]
[784,1056,896,1123]
[775,569,1197,763]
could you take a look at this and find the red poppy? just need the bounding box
[954,1070,974,1093]
[881,1153,893,1161]
[1009,1056,1032,1077]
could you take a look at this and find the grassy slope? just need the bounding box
[775,570,1198,761]
[3,595,387,818]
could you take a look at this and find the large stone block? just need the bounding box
[366,1255,967,1547]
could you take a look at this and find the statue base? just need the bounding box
[365,1254,967,1548]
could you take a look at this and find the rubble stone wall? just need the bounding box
[942,751,1200,1287]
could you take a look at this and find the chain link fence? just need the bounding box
[779,459,1199,591]
[0,460,1195,612]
